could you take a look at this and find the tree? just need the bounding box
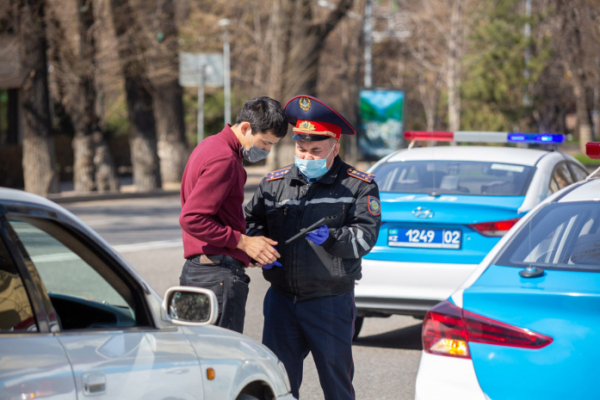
[142,0,188,185]
[275,0,355,166]
[17,0,60,196]
[47,0,120,193]
[460,0,550,132]
[555,0,598,153]
[109,0,162,190]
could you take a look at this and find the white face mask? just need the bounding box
[241,130,270,163]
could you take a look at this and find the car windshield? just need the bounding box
[373,160,535,196]
[495,201,600,270]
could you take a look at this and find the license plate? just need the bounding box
[388,227,462,249]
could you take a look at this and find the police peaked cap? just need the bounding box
[284,95,356,142]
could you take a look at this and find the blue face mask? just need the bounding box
[295,144,335,180]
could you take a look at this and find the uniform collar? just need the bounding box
[287,156,342,185]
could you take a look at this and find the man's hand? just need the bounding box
[237,235,280,265]
[306,225,329,245]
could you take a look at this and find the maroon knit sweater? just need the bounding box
[179,125,249,265]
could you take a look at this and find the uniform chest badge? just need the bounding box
[299,97,311,111]
[368,195,381,216]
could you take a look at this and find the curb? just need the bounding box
[48,183,261,204]
[49,190,181,204]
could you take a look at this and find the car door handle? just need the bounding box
[82,372,106,395]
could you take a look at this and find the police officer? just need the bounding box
[245,95,381,399]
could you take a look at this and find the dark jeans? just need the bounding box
[263,287,356,400]
[180,256,250,333]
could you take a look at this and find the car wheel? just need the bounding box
[236,394,260,400]
[353,316,364,341]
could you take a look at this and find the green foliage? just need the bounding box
[461,0,551,132]
[183,87,248,145]
[573,153,600,166]
[103,95,129,138]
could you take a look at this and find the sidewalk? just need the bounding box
[49,165,272,204]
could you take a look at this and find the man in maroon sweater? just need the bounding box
[179,97,288,333]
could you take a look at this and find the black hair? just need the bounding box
[235,97,288,138]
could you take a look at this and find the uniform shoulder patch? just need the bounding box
[347,168,375,183]
[367,195,381,216]
[266,165,292,181]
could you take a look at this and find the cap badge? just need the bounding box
[299,121,316,131]
[299,97,312,111]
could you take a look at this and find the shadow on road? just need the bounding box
[353,322,423,351]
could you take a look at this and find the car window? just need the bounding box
[9,220,138,330]
[569,162,589,182]
[0,235,38,333]
[373,160,535,196]
[549,162,574,194]
[495,201,600,271]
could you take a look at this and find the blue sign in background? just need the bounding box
[359,90,404,159]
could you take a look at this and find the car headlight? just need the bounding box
[277,360,291,393]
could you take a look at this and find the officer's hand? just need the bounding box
[305,225,329,245]
[237,235,280,265]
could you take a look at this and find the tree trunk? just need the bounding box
[149,0,187,185]
[153,79,187,184]
[110,0,161,190]
[569,65,592,153]
[73,0,119,193]
[446,0,462,134]
[18,0,60,196]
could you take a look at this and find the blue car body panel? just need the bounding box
[463,265,600,399]
[364,194,525,264]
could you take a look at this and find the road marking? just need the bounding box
[113,239,183,253]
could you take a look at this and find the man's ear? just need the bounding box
[333,140,341,157]
[240,121,252,135]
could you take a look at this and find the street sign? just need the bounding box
[179,53,224,88]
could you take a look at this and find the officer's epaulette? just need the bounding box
[347,168,375,183]
[266,166,293,181]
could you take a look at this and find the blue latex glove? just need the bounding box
[262,260,282,269]
[262,246,282,269]
[305,225,329,245]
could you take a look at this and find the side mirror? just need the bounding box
[162,286,218,326]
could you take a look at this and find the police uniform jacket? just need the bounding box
[244,156,381,301]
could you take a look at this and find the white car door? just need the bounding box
[0,222,76,399]
[7,217,204,400]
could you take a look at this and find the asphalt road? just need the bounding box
[64,194,421,400]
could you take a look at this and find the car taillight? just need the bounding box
[422,301,553,359]
[468,217,521,237]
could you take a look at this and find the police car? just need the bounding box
[0,188,294,400]
[354,131,589,338]
[415,142,600,400]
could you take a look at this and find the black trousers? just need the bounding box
[179,256,250,333]
[263,287,356,400]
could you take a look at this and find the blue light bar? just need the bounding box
[507,133,564,144]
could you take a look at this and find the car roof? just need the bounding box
[386,146,550,166]
[557,178,600,203]
[0,187,65,211]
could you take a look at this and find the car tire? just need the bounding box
[236,394,260,400]
[353,316,364,341]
